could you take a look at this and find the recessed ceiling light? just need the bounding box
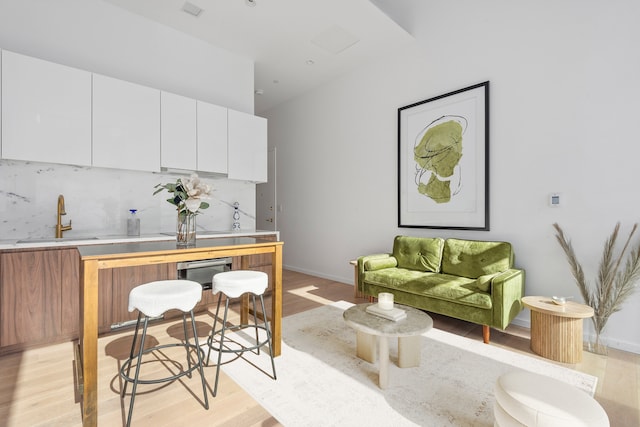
[245,0,257,7]
[182,1,203,17]
[255,89,264,95]
[305,59,315,65]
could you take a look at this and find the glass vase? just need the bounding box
[176,211,196,247]
[584,331,608,356]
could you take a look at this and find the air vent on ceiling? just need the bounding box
[182,1,203,17]
[311,25,360,55]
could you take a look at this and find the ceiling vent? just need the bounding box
[311,25,360,55]
[182,1,203,17]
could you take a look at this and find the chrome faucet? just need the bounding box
[55,194,72,238]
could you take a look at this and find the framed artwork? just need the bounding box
[398,81,489,230]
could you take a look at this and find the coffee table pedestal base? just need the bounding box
[344,304,433,389]
[356,331,377,363]
[356,333,422,389]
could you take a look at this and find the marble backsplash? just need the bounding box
[0,159,256,240]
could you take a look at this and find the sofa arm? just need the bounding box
[357,254,396,293]
[490,268,525,330]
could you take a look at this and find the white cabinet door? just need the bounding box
[161,91,196,170]
[92,74,160,172]
[227,109,267,182]
[1,50,91,165]
[196,101,227,174]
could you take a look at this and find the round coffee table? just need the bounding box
[522,296,594,363]
[343,303,433,388]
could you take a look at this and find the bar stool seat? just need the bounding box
[212,270,272,297]
[120,280,209,427]
[494,371,609,426]
[206,270,277,396]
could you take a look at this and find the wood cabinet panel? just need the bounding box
[98,269,113,334]
[232,234,277,292]
[107,263,176,329]
[0,250,62,347]
[0,248,183,352]
[60,249,80,337]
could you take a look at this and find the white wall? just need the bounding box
[266,0,640,352]
[0,0,258,238]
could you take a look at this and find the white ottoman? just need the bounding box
[494,371,609,427]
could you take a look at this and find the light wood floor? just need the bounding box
[0,269,638,426]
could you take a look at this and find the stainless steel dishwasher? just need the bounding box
[177,257,234,291]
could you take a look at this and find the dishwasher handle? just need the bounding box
[177,258,232,270]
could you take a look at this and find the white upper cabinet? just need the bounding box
[227,109,267,182]
[197,100,228,174]
[92,74,160,172]
[0,50,266,177]
[160,91,197,170]
[1,50,92,165]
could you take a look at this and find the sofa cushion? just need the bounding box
[392,235,444,273]
[363,269,492,309]
[364,257,398,271]
[441,239,513,279]
[476,273,500,292]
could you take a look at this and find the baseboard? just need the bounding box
[282,264,352,286]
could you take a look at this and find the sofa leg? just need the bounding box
[483,325,490,344]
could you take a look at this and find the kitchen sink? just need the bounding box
[16,236,100,243]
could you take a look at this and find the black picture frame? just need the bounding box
[398,81,489,230]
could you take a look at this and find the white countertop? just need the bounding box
[0,230,279,250]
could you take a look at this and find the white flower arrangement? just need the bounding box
[153,173,212,215]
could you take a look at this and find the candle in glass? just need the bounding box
[378,292,394,310]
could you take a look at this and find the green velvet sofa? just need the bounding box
[357,236,525,343]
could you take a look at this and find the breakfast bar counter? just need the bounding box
[76,237,284,426]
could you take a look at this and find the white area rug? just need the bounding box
[218,301,598,426]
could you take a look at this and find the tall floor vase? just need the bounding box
[585,323,608,356]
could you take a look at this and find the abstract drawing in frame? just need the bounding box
[398,81,489,230]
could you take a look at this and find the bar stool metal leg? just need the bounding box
[251,294,264,356]
[125,315,150,427]
[206,293,224,366]
[259,294,277,380]
[182,312,192,378]
[206,270,277,397]
[189,310,209,410]
[121,311,143,398]
[213,297,231,396]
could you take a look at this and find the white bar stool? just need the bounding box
[120,280,209,427]
[206,270,277,396]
